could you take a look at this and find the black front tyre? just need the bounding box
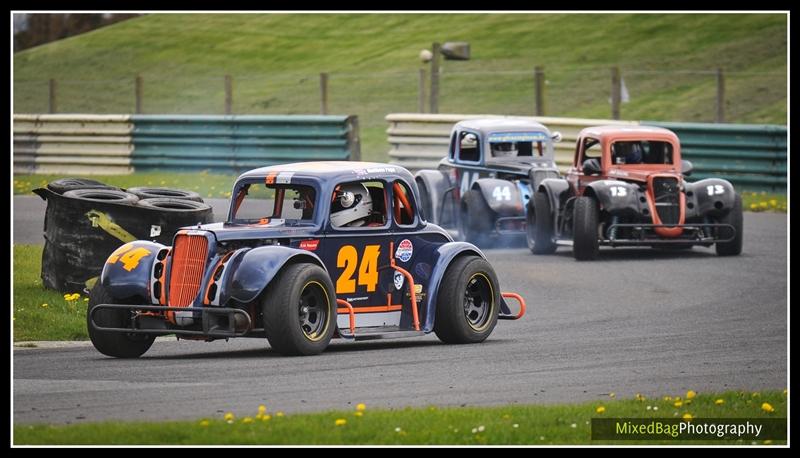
[461,189,494,245]
[716,193,743,256]
[87,282,155,358]
[262,263,336,356]
[572,196,600,261]
[434,255,500,344]
[530,191,557,254]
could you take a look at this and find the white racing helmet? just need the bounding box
[491,142,518,158]
[330,183,373,227]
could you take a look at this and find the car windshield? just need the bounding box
[231,182,316,224]
[488,131,550,159]
[611,140,674,165]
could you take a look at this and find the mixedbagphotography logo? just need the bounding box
[592,418,787,441]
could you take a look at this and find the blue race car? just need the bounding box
[88,162,526,357]
[415,118,562,246]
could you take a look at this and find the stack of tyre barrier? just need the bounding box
[33,178,214,293]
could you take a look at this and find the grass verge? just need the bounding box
[13,172,238,199]
[741,192,787,213]
[13,245,89,341]
[13,390,786,445]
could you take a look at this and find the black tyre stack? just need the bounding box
[34,178,213,293]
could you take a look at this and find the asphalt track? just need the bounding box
[13,196,787,425]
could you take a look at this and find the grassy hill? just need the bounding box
[13,13,787,161]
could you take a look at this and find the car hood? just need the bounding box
[485,159,557,175]
[192,221,318,242]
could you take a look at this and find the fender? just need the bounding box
[101,240,166,301]
[421,241,484,332]
[584,180,644,217]
[528,166,561,191]
[415,169,451,224]
[538,177,570,216]
[222,245,329,304]
[684,178,736,219]
[472,178,525,217]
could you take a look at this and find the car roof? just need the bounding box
[455,117,551,136]
[236,161,416,183]
[579,125,680,142]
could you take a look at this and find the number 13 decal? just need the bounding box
[336,245,380,294]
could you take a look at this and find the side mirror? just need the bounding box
[681,159,693,176]
[582,158,601,175]
[551,131,563,143]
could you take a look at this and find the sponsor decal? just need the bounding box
[414,262,432,280]
[299,239,319,251]
[346,296,368,302]
[488,131,548,143]
[414,284,422,294]
[150,225,162,238]
[395,239,413,262]
[394,271,405,290]
[276,172,294,184]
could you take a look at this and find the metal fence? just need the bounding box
[14,114,360,175]
[385,113,787,192]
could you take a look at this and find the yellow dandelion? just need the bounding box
[258,405,267,416]
[224,412,235,422]
[663,396,672,401]
[686,390,696,400]
[335,418,347,426]
[682,413,693,421]
[160,181,166,185]
[41,303,48,308]
[769,199,778,207]
[783,389,787,396]
[63,294,71,300]
[276,411,284,417]
[715,399,725,406]
[242,417,254,424]
[749,203,758,210]
[354,411,363,417]
[199,420,210,427]
[355,403,366,412]
[761,402,775,413]
[84,298,89,301]
[674,400,683,408]
[759,202,768,209]
[595,406,606,414]
[635,393,645,401]
[752,392,760,397]
[262,414,272,422]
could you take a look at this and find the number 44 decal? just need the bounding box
[492,186,511,201]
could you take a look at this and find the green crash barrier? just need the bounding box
[642,121,787,192]
[131,114,360,173]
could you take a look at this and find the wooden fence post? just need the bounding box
[716,67,726,123]
[135,74,143,114]
[535,66,545,116]
[48,78,57,113]
[611,66,621,120]
[430,42,441,114]
[418,68,427,113]
[224,74,233,115]
[320,72,329,115]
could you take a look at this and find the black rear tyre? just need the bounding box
[434,255,500,344]
[530,191,557,254]
[262,263,336,356]
[87,282,155,358]
[715,193,743,256]
[460,189,494,245]
[573,196,600,261]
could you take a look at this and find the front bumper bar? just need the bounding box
[89,304,252,338]
[602,222,736,246]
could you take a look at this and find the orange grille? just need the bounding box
[168,234,209,307]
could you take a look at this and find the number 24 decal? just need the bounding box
[336,245,380,294]
[107,244,151,271]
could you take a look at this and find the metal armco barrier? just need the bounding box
[13,114,134,175]
[386,113,787,192]
[641,121,787,192]
[131,115,360,173]
[14,114,361,175]
[385,113,636,172]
